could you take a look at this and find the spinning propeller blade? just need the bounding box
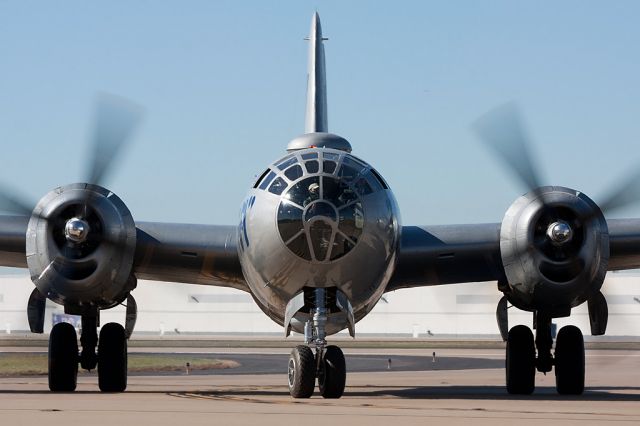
[474,102,640,216]
[472,102,543,193]
[85,93,143,187]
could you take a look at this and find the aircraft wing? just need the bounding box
[386,219,640,292]
[0,215,248,293]
[132,221,247,292]
[386,223,503,292]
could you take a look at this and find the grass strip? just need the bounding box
[0,353,239,376]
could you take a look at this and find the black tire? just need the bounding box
[48,322,79,392]
[288,345,315,398]
[318,345,346,398]
[506,324,536,395]
[98,322,128,392]
[555,325,585,395]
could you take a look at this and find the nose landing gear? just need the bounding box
[287,288,347,399]
[288,344,347,399]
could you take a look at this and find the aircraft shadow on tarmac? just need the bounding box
[364,385,640,401]
[179,386,640,402]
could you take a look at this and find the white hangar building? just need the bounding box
[0,271,639,338]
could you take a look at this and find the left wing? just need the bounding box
[388,219,640,292]
[386,223,502,292]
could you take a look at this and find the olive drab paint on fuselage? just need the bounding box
[237,147,401,334]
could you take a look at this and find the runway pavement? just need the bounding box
[0,348,639,425]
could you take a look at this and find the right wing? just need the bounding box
[133,221,247,292]
[0,215,248,293]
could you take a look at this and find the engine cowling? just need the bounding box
[26,183,136,311]
[500,186,609,316]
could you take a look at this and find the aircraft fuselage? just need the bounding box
[238,147,401,335]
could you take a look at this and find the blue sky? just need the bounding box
[0,1,639,226]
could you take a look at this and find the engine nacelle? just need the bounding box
[26,183,136,311]
[500,186,609,316]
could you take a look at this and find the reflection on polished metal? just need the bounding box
[64,217,90,243]
[547,221,573,245]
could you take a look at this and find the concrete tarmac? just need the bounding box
[1,348,639,425]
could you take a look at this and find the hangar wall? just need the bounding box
[0,272,639,337]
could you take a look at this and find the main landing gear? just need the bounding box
[287,289,347,399]
[48,313,128,392]
[505,313,585,395]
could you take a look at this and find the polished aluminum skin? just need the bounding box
[238,147,400,333]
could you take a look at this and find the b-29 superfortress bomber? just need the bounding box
[1,12,639,399]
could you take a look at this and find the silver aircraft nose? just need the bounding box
[64,217,91,243]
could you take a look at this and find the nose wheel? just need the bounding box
[288,345,316,398]
[317,345,346,398]
[287,344,346,399]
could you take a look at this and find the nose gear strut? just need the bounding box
[306,288,328,347]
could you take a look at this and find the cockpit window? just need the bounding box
[287,232,312,261]
[338,203,364,239]
[277,202,304,242]
[284,176,320,207]
[337,163,360,182]
[259,150,392,262]
[253,168,271,189]
[347,155,368,168]
[268,177,288,195]
[322,152,339,161]
[305,160,319,174]
[258,171,276,190]
[370,168,389,189]
[330,233,355,260]
[284,164,303,181]
[256,151,387,200]
[341,156,366,172]
[353,177,373,196]
[323,160,337,174]
[277,174,364,262]
[276,154,298,170]
[323,176,357,207]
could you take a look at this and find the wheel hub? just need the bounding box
[287,358,296,387]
